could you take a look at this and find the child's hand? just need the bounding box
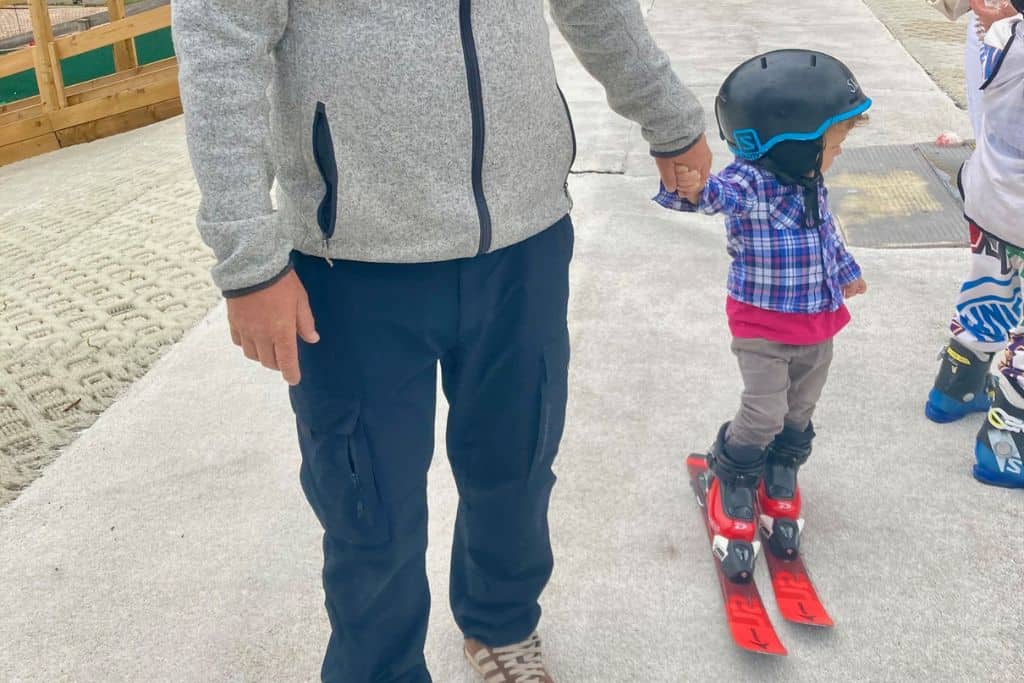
[970,0,1017,31]
[675,166,705,205]
[843,278,868,299]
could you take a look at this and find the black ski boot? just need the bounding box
[705,424,765,583]
[974,380,1024,488]
[926,338,994,424]
[757,422,814,559]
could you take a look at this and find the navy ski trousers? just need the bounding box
[289,217,573,682]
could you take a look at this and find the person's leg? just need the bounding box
[705,338,792,581]
[782,338,834,434]
[973,248,1024,488]
[758,339,833,558]
[290,253,459,682]
[726,338,793,451]
[441,217,573,649]
[952,227,1020,353]
[927,223,1019,422]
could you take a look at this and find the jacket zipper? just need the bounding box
[458,0,493,256]
[312,101,339,266]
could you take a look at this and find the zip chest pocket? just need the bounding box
[312,102,339,241]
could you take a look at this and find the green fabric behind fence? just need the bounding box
[0,27,174,106]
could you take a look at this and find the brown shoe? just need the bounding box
[463,632,554,682]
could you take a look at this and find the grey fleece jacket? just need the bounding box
[171,0,705,295]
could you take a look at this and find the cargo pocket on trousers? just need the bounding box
[296,410,390,547]
[530,335,571,481]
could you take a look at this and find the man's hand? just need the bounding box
[971,0,1018,31]
[655,134,712,194]
[227,270,319,385]
[843,278,868,299]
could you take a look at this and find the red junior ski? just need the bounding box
[760,524,833,627]
[686,454,787,656]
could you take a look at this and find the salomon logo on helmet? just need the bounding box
[733,129,763,159]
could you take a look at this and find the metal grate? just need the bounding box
[828,142,975,249]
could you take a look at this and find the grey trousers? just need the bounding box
[726,337,834,450]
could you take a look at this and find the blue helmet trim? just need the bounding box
[727,98,873,160]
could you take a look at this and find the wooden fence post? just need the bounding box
[106,0,138,72]
[28,0,64,111]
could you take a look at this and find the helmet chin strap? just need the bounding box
[754,140,825,228]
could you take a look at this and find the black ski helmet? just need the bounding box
[715,50,872,164]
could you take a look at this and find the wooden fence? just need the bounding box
[0,0,179,166]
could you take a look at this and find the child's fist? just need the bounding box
[675,166,705,205]
[970,0,1018,31]
[843,278,868,299]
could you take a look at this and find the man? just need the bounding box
[171,1,708,681]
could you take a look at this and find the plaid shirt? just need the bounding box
[654,160,862,314]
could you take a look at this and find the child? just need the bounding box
[654,50,870,582]
[925,3,1024,489]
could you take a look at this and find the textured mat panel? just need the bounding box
[829,142,975,248]
[0,117,218,506]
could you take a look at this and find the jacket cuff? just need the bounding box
[222,260,294,299]
[652,182,698,213]
[650,134,704,158]
[197,211,294,293]
[837,260,863,288]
